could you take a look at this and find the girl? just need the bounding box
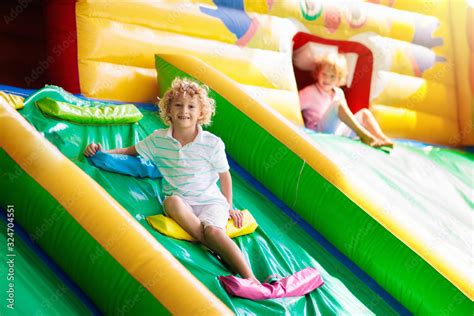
[299,53,393,148]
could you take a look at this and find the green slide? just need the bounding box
[0,86,406,315]
[0,214,94,315]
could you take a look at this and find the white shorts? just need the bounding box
[192,204,229,230]
[164,196,230,230]
[317,105,362,138]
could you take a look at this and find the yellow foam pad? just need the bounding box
[147,209,258,241]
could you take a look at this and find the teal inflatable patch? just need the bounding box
[88,151,162,179]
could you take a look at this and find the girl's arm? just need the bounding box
[219,170,243,228]
[83,143,138,157]
[337,100,380,147]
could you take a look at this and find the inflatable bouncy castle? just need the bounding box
[1,0,473,315]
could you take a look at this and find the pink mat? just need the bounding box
[219,267,324,300]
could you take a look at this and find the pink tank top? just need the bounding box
[298,84,343,130]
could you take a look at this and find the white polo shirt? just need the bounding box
[135,126,230,208]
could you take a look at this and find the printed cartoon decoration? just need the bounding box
[299,0,323,21]
[199,0,258,46]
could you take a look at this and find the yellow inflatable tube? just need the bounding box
[77,17,288,90]
[371,104,459,144]
[0,91,24,110]
[0,100,232,315]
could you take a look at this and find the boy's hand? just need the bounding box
[230,209,243,228]
[83,143,103,157]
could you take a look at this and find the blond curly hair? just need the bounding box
[312,53,348,87]
[157,77,216,127]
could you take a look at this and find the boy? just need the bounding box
[84,78,259,283]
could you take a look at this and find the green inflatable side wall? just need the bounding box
[0,213,92,315]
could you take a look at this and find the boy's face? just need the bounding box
[316,65,338,93]
[168,93,203,129]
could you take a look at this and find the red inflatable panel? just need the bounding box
[45,0,80,93]
[293,32,373,113]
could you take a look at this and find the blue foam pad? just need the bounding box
[88,151,161,179]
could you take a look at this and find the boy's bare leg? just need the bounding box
[163,196,205,243]
[358,109,394,147]
[164,197,258,282]
[204,226,259,283]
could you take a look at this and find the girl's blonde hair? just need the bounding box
[157,77,216,126]
[312,53,348,87]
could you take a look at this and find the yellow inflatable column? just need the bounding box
[75,0,304,125]
[450,0,474,145]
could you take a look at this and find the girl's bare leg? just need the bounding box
[358,109,394,147]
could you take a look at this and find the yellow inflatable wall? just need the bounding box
[75,0,473,146]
